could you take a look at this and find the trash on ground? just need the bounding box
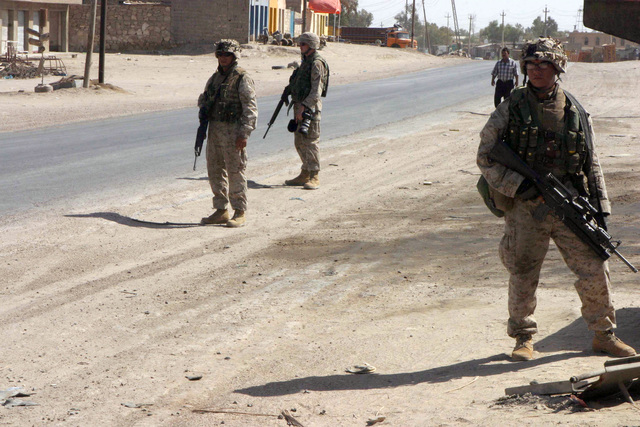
[346,363,376,374]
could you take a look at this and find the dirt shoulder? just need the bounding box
[1,48,640,426]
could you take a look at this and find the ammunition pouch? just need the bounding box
[477,175,512,217]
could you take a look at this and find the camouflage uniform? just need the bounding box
[198,48,257,212]
[289,45,328,172]
[477,76,615,338]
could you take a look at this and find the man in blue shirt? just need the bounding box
[491,47,519,107]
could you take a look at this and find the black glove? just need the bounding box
[198,107,208,123]
[516,179,540,201]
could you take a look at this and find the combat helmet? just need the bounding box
[520,37,568,74]
[215,39,241,57]
[298,32,320,50]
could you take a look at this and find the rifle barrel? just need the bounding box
[613,249,638,273]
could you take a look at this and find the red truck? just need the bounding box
[340,26,418,49]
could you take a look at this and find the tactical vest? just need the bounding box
[205,65,246,123]
[505,86,586,182]
[290,52,329,103]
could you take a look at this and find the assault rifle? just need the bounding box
[263,85,291,139]
[489,139,637,272]
[193,107,208,171]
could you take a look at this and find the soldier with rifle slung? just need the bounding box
[196,39,257,227]
[477,37,636,361]
[282,32,329,190]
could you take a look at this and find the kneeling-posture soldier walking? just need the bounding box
[198,40,257,227]
[477,38,635,361]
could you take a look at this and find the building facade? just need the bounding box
[0,0,80,54]
[566,31,639,61]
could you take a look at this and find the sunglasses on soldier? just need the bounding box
[526,61,552,71]
[216,52,234,58]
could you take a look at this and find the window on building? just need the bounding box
[621,39,625,46]
[596,37,600,46]
[612,37,616,44]
[584,37,589,45]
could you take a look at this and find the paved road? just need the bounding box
[0,60,493,216]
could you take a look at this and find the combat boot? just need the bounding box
[201,209,229,225]
[226,210,245,228]
[511,334,534,361]
[593,330,636,357]
[304,171,319,190]
[285,169,310,186]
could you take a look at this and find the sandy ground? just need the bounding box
[1,43,640,426]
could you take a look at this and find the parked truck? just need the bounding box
[339,25,418,49]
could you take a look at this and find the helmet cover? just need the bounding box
[520,37,567,74]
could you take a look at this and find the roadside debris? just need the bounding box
[366,416,386,426]
[504,355,640,404]
[193,407,279,418]
[0,55,66,79]
[0,387,38,407]
[121,402,153,409]
[492,393,589,413]
[3,398,39,407]
[346,363,376,374]
[281,409,305,426]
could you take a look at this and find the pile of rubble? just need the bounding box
[0,59,43,79]
[1,55,67,79]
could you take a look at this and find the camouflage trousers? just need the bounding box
[500,198,615,337]
[206,122,248,211]
[293,118,321,172]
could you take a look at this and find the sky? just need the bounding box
[356,0,589,33]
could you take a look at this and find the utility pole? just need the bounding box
[543,5,549,37]
[411,0,416,48]
[83,0,97,88]
[468,14,473,56]
[450,0,461,53]
[422,0,431,54]
[445,13,451,51]
[500,10,506,47]
[575,8,583,32]
[99,0,107,84]
[303,0,307,33]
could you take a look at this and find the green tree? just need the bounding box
[479,20,502,43]
[340,0,373,27]
[526,16,559,39]
[504,24,524,46]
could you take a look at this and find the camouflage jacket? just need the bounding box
[198,62,258,139]
[477,84,611,214]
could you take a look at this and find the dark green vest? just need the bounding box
[505,86,586,183]
[205,64,246,123]
[289,52,329,103]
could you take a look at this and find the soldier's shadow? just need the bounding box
[535,306,640,354]
[236,308,640,398]
[248,180,294,189]
[65,212,203,228]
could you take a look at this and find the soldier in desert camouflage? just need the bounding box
[477,37,635,361]
[284,32,329,190]
[198,39,258,227]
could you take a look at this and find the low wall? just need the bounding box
[69,4,172,52]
